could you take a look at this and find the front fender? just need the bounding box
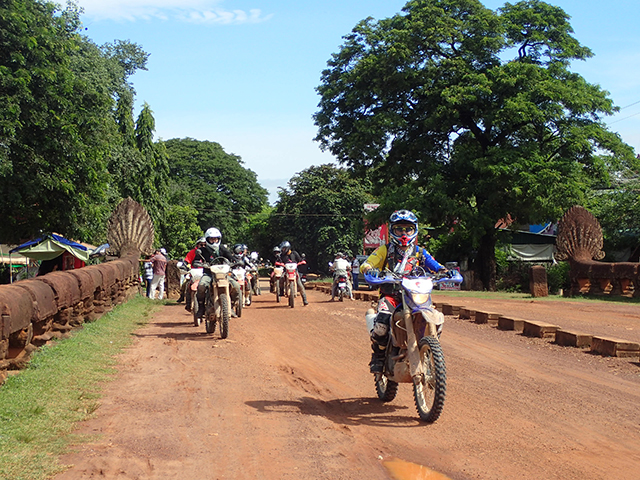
[421,308,444,326]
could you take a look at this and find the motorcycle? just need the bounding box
[188,267,204,327]
[283,262,299,308]
[230,264,247,317]
[248,266,261,295]
[272,265,284,303]
[364,257,463,423]
[200,258,232,338]
[333,268,350,302]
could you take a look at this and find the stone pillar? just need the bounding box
[529,265,548,297]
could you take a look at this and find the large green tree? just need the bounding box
[0,0,155,244]
[314,0,637,290]
[0,0,113,242]
[162,138,268,246]
[273,164,372,273]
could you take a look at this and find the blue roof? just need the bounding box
[10,233,88,254]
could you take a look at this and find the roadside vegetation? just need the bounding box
[0,296,160,480]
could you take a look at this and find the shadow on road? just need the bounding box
[246,396,426,428]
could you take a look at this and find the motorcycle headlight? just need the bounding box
[410,293,430,305]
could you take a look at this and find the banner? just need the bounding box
[363,204,388,250]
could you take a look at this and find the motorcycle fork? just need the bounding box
[402,293,424,382]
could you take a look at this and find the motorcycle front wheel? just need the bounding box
[288,281,295,308]
[219,293,230,339]
[204,291,216,334]
[235,290,243,318]
[275,279,280,303]
[192,295,200,327]
[414,335,446,423]
[375,373,398,402]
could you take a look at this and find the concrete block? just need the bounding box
[591,336,640,358]
[441,304,460,316]
[555,330,592,348]
[475,311,500,325]
[523,320,559,339]
[459,308,476,320]
[498,316,525,333]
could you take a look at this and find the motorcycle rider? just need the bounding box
[193,228,241,319]
[180,237,206,311]
[360,210,446,373]
[329,252,353,301]
[275,240,309,306]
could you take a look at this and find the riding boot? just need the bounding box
[369,342,386,373]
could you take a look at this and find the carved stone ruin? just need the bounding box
[556,206,639,297]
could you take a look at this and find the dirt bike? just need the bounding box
[199,258,232,338]
[231,264,248,316]
[248,266,260,295]
[272,265,284,303]
[188,267,204,327]
[282,262,299,308]
[363,258,463,423]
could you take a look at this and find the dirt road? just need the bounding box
[56,281,640,480]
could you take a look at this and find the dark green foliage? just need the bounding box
[273,165,373,273]
[547,261,570,294]
[162,138,268,246]
[314,0,638,290]
[586,179,640,260]
[0,0,159,245]
[158,205,202,260]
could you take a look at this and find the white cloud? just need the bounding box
[77,0,272,24]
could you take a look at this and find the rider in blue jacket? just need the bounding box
[360,210,446,373]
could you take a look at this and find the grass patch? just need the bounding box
[0,295,161,480]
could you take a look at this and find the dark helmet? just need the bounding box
[280,240,291,254]
[233,243,244,255]
[389,209,418,247]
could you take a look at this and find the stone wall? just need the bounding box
[0,255,140,380]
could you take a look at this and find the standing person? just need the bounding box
[351,255,360,291]
[360,210,447,373]
[149,249,168,300]
[142,255,154,298]
[276,241,309,306]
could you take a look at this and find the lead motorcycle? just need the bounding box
[364,256,462,423]
[282,262,299,308]
[198,258,233,338]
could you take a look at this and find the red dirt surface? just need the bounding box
[55,281,640,480]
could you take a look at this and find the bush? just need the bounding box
[547,261,570,294]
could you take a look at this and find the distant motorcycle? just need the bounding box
[230,264,247,317]
[335,273,349,301]
[272,265,284,303]
[364,257,462,423]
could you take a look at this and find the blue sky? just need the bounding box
[76,0,640,204]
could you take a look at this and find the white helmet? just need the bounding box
[204,228,222,248]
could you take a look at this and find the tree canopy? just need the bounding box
[273,164,372,273]
[0,0,161,244]
[162,138,268,246]
[314,0,637,289]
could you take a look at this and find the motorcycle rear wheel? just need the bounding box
[413,335,446,423]
[375,374,398,402]
[219,293,230,339]
[288,281,295,308]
